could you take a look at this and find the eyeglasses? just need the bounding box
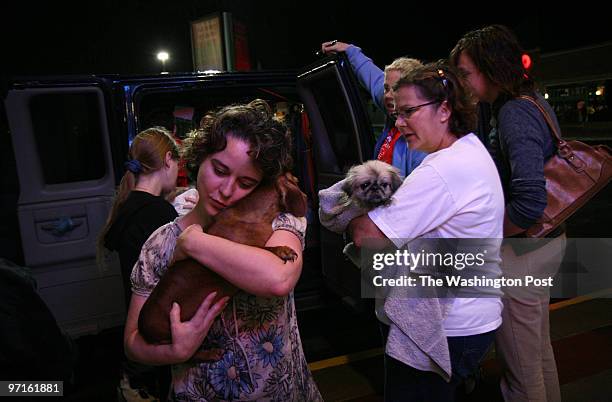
[391,100,440,121]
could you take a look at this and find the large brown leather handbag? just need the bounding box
[520,96,612,238]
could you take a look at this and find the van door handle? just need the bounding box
[41,217,83,236]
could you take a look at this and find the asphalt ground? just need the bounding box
[12,178,612,402]
[47,294,612,402]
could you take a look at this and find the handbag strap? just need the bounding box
[518,95,577,161]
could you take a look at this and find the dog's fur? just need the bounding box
[138,172,307,360]
[333,160,402,215]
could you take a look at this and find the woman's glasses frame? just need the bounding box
[391,100,440,121]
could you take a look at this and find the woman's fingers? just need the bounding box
[206,296,231,322]
[200,296,230,331]
[320,40,349,55]
[185,193,199,203]
[184,196,198,209]
[191,292,217,323]
[167,295,229,362]
[181,193,199,211]
[192,293,230,329]
[169,302,181,325]
[320,40,338,54]
[170,292,228,329]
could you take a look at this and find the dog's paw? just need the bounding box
[265,246,297,263]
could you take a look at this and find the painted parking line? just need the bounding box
[549,288,612,311]
[309,347,383,372]
[309,290,612,372]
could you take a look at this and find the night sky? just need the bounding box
[2,1,612,76]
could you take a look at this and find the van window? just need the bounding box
[30,93,105,184]
[136,85,304,181]
[309,76,361,173]
[364,97,386,143]
[137,85,298,135]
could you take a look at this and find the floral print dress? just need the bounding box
[131,214,322,402]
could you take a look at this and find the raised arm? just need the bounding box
[321,41,385,111]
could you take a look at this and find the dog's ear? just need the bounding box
[341,178,353,197]
[389,167,403,192]
[276,173,308,217]
[391,173,403,192]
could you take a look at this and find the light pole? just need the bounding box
[157,51,169,73]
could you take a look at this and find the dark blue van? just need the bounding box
[2,54,384,337]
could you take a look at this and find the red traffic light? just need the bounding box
[522,53,532,70]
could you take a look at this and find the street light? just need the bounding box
[157,51,169,73]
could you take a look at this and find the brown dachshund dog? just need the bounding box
[138,172,307,361]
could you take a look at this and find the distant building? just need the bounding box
[535,42,612,139]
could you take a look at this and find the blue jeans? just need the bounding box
[380,323,495,402]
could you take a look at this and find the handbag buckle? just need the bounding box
[558,144,584,171]
[558,145,572,158]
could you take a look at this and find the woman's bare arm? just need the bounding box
[123,292,228,365]
[174,224,303,297]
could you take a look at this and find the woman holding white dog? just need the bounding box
[349,62,505,402]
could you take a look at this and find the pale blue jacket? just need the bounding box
[345,45,427,177]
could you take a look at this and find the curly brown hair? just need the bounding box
[182,99,293,183]
[394,61,477,137]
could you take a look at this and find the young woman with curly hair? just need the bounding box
[123,99,322,401]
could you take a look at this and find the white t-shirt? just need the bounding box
[369,133,505,336]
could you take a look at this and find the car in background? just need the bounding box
[1,54,383,337]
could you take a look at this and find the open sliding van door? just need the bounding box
[4,78,125,337]
[297,54,375,304]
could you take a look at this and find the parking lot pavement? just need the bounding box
[310,298,612,401]
[60,296,612,401]
[61,294,382,402]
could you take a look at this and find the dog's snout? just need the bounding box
[366,183,382,193]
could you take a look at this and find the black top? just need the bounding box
[104,191,178,304]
